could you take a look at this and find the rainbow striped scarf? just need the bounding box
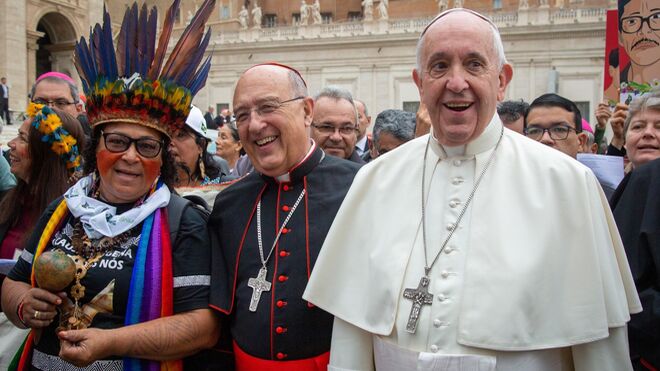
[11,184,181,371]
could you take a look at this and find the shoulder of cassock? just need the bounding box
[304,120,642,351]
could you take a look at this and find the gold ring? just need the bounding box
[34,310,40,320]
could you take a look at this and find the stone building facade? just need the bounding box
[0,0,615,125]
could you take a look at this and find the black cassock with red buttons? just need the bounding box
[209,144,361,362]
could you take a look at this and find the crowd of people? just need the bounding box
[0,1,657,371]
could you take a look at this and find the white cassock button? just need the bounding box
[441,271,450,278]
[444,246,454,254]
[437,294,447,302]
[446,223,455,231]
[433,319,443,328]
[449,199,461,208]
[453,160,462,167]
[452,177,464,185]
[430,345,439,353]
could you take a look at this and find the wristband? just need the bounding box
[17,301,29,328]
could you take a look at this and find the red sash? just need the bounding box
[233,341,329,371]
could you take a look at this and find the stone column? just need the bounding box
[26,30,44,94]
[0,0,28,116]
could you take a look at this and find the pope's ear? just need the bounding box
[497,64,513,101]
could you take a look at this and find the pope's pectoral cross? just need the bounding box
[248,267,272,312]
[403,276,433,334]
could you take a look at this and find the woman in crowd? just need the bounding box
[215,120,244,173]
[610,87,660,370]
[170,106,227,187]
[0,107,85,369]
[170,106,233,209]
[1,1,219,369]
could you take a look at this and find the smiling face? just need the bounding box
[7,119,33,182]
[96,123,164,203]
[625,107,660,168]
[413,12,512,146]
[311,97,359,159]
[620,0,660,68]
[233,65,313,177]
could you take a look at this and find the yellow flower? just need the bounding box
[62,134,77,148]
[51,140,70,156]
[26,102,44,118]
[67,156,81,169]
[39,114,61,135]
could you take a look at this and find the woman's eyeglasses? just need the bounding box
[101,132,164,158]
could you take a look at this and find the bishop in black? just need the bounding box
[208,63,361,370]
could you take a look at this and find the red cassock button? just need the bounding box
[276,352,286,360]
[282,228,290,234]
[275,326,286,334]
[282,205,290,212]
[276,300,286,308]
[279,250,288,258]
[283,185,290,191]
[278,275,288,282]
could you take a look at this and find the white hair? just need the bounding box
[415,8,507,75]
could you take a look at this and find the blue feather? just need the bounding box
[92,25,105,77]
[145,7,157,74]
[176,29,211,87]
[189,56,212,96]
[102,6,118,79]
[137,3,149,76]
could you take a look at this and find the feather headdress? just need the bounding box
[74,0,215,138]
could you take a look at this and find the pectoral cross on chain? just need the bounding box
[403,276,433,333]
[248,267,272,312]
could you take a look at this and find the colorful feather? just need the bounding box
[137,3,149,77]
[147,0,180,81]
[161,0,216,82]
[189,56,212,96]
[102,6,118,79]
[116,6,132,77]
[176,28,211,87]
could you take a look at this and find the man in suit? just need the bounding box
[205,106,218,129]
[1,78,10,125]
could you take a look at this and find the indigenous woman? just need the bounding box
[215,120,244,173]
[0,107,85,369]
[170,105,227,187]
[0,1,219,369]
[171,106,233,209]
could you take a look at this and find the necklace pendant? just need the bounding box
[247,266,272,312]
[402,276,434,334]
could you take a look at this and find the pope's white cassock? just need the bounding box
[303,115,642,371]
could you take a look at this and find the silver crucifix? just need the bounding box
[248,266,272,312]
[403,276,433,333]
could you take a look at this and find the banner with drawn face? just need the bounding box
[618,0,660,104]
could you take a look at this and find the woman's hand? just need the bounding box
[58,328,113,368]
[610,103,628,150]
[17,288,63,329]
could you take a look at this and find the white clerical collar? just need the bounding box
[430,114,502,159]
[355,135,368,152]
[275,140,317,182]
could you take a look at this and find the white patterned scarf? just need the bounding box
[63,174,171,239]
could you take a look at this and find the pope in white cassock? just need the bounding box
[303,8,642,371]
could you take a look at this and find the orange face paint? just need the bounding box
[96,150,122,179]
[96,149,162,187]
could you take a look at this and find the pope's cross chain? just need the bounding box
[403,276,433,333]
[248,266,272,312]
